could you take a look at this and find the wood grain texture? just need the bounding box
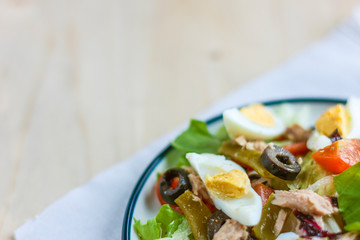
[0,0,359,239]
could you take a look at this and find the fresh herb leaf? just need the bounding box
[334,163,360,231]
[171,119,222,154]
[134,204,193,240]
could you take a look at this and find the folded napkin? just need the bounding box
[15,8,360,240]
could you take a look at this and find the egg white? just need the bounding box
[186,152,262,226]
[346,97,360,138]
[306,130,332,151]
[223,107,285,140]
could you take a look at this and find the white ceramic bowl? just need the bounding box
[122,98,345,240]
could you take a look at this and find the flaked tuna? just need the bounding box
[272,189,336,216]
[213,219,248,240]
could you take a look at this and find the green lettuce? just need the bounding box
[166,121,229,168]
[334,163,360,231]
[273,103,311,127]
[164,148,191,169]
[134,218,161,240]
[171,119,223,154]
[134,204,193,240]
[214,124,230,142]
[287,152,332,192]
[158,219,194,240]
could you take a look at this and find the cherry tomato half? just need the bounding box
[283,141,309,156]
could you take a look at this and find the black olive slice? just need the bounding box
[159,168,192,205]
[207,210,230,240]
[260,145,301,180]
[329,128,342,143]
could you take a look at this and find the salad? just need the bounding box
[133,98,360,240]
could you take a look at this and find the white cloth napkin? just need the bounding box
[15,8,360,240]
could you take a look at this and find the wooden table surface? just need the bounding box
[0,0,359,239]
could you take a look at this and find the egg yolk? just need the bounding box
[205,169,250,199]
[240,104,276,127]
[316,104,350,137]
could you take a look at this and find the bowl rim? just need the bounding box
[122,97,346,240]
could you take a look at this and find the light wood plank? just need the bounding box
[0,1,56,238]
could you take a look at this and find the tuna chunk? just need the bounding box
[182,166,197,176]
[282,124,312,142]
[272,190,336,216]
[235,136,267,152]
[213,219,248,240]
[188,174,213,203]
[182,166,213,205]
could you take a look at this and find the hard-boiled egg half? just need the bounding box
[186,152,262,226]
[223,104,285,140]
[307,97,360,151]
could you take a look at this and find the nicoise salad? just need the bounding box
[134,98,360,240]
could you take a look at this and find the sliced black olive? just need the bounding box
[330,128,342,143]
[329,196,338,208]
[159,168,192,205]
[260,145,301,180]
[207,210,230,240]
[248,170,261,181]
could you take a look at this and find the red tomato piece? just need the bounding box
[283,141,309,156]
[312,139,360,174]
[170,177,179,189]
[253,183,275,206]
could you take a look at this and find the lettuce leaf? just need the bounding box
[214,124,230,142]
[334,163,360,231]
[158,219,194,240]
[134,205,193,240]
[164,148,191,169]
[273,103,311,127]
[155,204,184,237]
[287,152,332,192]
[175,155,191,168]
[171,119,222,154]
[134,218,161,240]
